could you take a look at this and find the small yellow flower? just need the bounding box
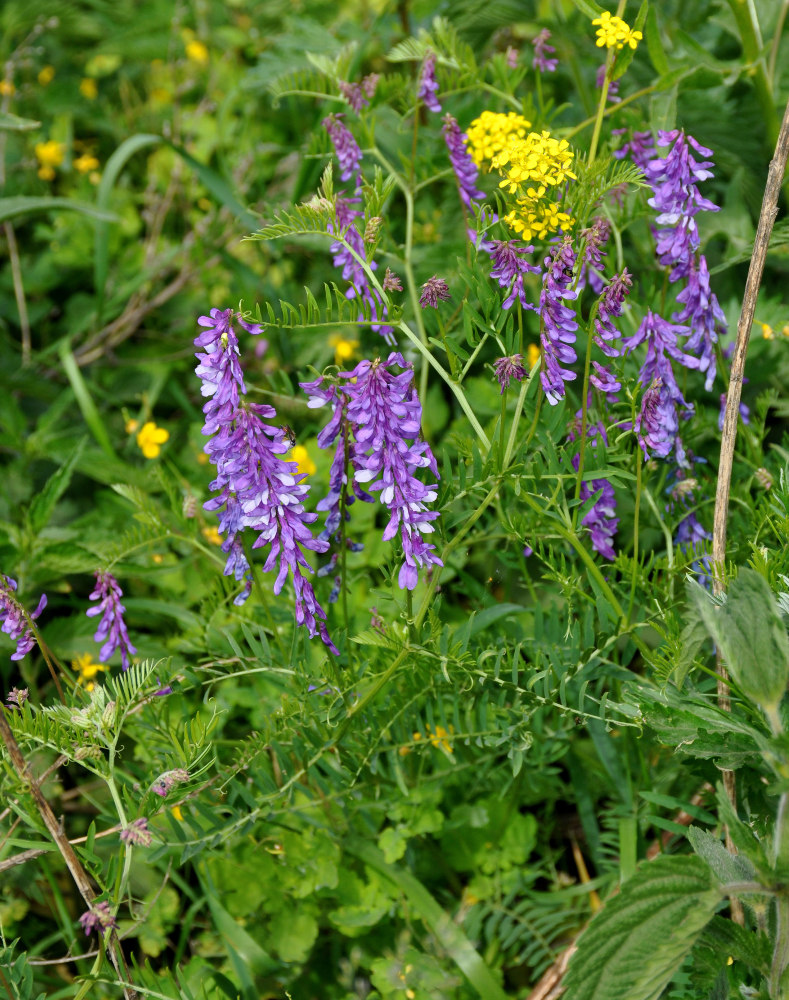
[171,805,183,821]
[527,343,541,369]
[290,444,316,477]
[152,553,164,564]
[35,140,65,170]
[149,86,171,104]
[411,724,454,754]
[74,153,100,174]
[197,196,213,212]
[38,66,55,86]
[125,418,140,434]
[185,40,209,64]
[38,166,55,181]
[136,421,169,459]
[80,77,98,100]
[465,110,531,169]
[762,323,775,340]
[73,652,108,692]
[329,333,359,364]
[0,80,16,97]
[592,11,643,51]
[202,525,223,546]
[782,325,789,337]
[196,451,209,465]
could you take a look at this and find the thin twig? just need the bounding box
[712,95,789,928]
[0,709,136,999]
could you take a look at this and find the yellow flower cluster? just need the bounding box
[492,130,577,197]
[504,198,574,242]
[136,421,169,459]
[35,140,65,181]
[400,724,454,755]
[592,11,643,51]
[73,653,107,692]
[464,111,531,168]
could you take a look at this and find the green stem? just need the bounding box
[573,307,600,510]
[771,791,789,996]
[498,392,507,468]
[626,446,643,626]
[725,0,780,147]
[587,51,615,165]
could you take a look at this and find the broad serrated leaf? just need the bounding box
[687,826,756,884]
[687,569,789,712]
[28,438,86,533]
[563,855,720,1000]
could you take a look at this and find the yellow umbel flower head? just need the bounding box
[492,130,577,196]
[504,198,574,241]
[136,421,169,459]
[592,11,643,51]
[464,111,531,168]
[73,653,107,692]
[74,153,100,174]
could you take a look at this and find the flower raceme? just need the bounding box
[417,50,441,112]
[492,130,577,198]
[1,576,46,661]
[195,308,337,652]
[86,571,137,671]
[464,111,531,169]
[592,11,643,51]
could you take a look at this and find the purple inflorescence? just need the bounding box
[538,238,579,405]
[6,686,28,708]
[322,114,362,185]
[151,767,189,797]
[569,421,618,561]
[306,356,442,591]
[120,817,153,847]
[86,571,136,671]
[339,74,379,112]
[1,576,46,662]
[578,216,610,295]
[195,308,337,653]
[673,253,725,391]
[486,240,540,310]
[532,29,558,73]
[612,129,655,172]
[79,901,117,937]
[419,275,451,308]
[588,267,633,396]
[418,50,441,112]
[442,114,484,209]
[645,130,719,281]
[493,355,529,393]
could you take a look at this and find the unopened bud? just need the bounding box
[756,467,773,491]
[364,216,383,243]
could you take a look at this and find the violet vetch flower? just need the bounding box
[341,354,442,590]
[594,268,632,357]
[673,254,725,390]
[569,422,618,561]
[538,238,579,405]
[493,355,529,393]
[120,817,153,847]
[6,687,28,709]
[487,239,540,309]
[589,361,621,395]
[195,308,337,652]
[86,571,136,671]
[1,576,46,661]
[596,64,620,102]
[442,114,484,208]
[79,901,117,936]
[612,129,655,172]
[322,114,362,184]
[151,768,189,797]
[339,74,378,112]
[645,130,719,280]
[417,50,441,112]
[578,216,610,294]
[383,267,403,292]
[419,275,451,308]
[532,29,558,73]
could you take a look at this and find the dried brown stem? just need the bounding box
[0,709,136,999]
[712,95,789,929]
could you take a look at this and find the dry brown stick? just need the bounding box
[0,822,122,874]
[0,709,136,1000]
[712,94,789,927]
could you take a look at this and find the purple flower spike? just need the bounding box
[419,275,451,308]
[612,129,655,172]
[532,29,558,73]
[418,50,441,112]
[6,686,28,709]
[578,217,610,294]
[673,254,725,390]
[594,268,632,357]
[538,238,579,405]
[570,423,618,560]
[86,572,136,671]
[79,901,117,937]
[340,355,442,590]
[339,74,378,113]
[442,114,484,208]
[120,817,153,847]
[323,114,362,185]
[494,355,529,393]
[487,240,540,310]
[1,576,46,661]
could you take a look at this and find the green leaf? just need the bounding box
[0,111,40,132]
[58,345,116,459]
[686,826,756,884]
[644,6,669,76]
[611,1,648,82]
[563,855,720,1000]
[698,916,771,975]
[567,0,605,18]
[28,438,86,533]
[0,196,118,224]
[687,569,789,712]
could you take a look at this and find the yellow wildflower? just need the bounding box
[80,78,98,100]
[762,323,775,340]
[171,805,183,821]
[504,198,574,241]
[136,421,169,459]
[290,445,316,477]
[329,332,359,364]
[38,66,55,86]
[782,325,789,337]
[196,451,209,465]
[152,553,164,564]
[125,418,140,434]
[592,11,642,51]
[74,153,100,174]
[0,80,16,97]
[73,653,107,692]
[202,525,223,546]
[527,343,541,369]
[492,130,577,196]
[185,40,209,64]
[465,111,531,168]
[35,140,64,181]
[411,724,454,754]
